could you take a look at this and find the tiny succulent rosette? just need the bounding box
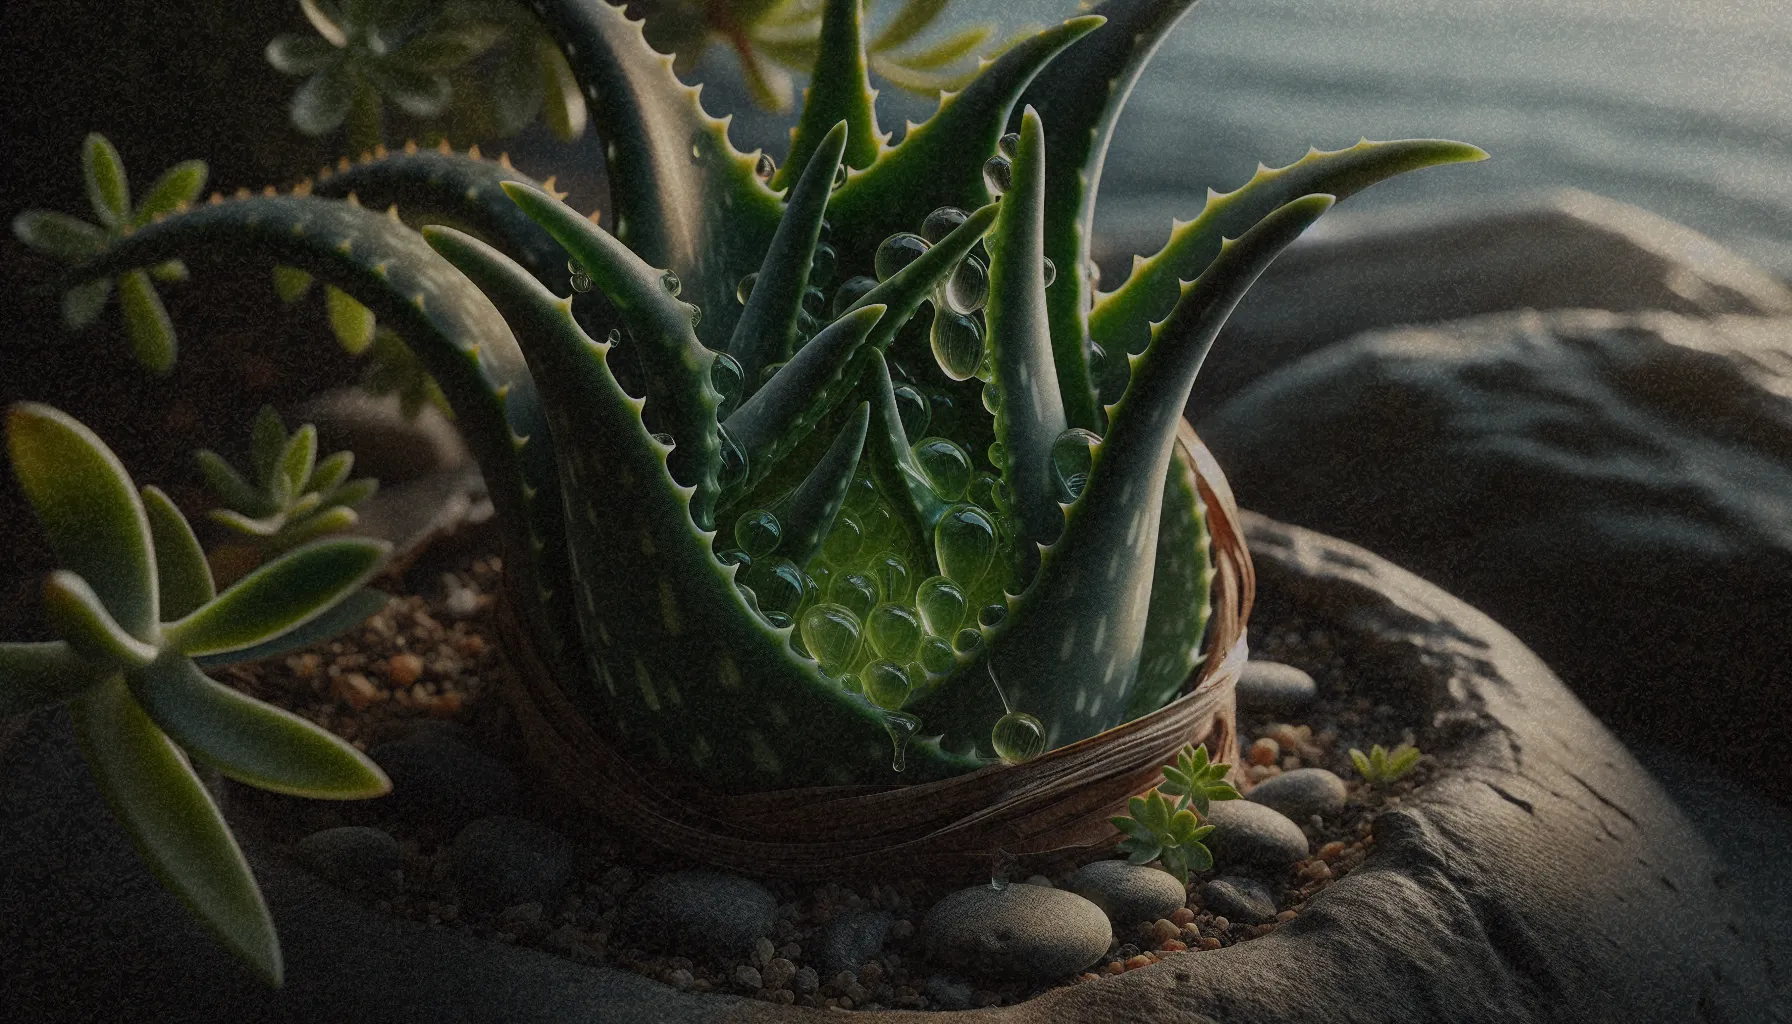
[1351,742,1421,786]
[1111,742,1238,884]
[196,404,380,557]
[10,133,206,373]
[0,403,393,986]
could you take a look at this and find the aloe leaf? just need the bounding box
[133,160,208,225]
[730,121,847,388]
[69,678,281,987]
[166,538,388,657]
[538,36,589,141]
[847,203,998,351]
[194,588,387,669]
[142,486,216,620]
[827,15,1101,259]
[774,0,882,190]
[13,210,105,260]
[7,402,158,639]
[868,0,952,53]
[1124,436,1212,720]
[1090,139,1489,357]
[82,133,130,228]
[496,184,727,526]
[859,350,948,539]
[42,571,157,668]
[525,0,783,344]
[418,225,976,786]
[723,303,882,493]
[0,641,102,715]
[327,285,377,354]
[62,277,113,330]
[128,655,388,799]
[117,270,177,373]
[308,144,569,288]
[984,106,1067,549]
[776,402,869,567]
[1015,0,1199,430]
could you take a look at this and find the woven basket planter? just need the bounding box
[498,421,1253,878]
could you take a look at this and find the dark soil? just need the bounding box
[228,538,1449,1012]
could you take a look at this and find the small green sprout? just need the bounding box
[1350,743,1422,786]
[1,403,394,986]
[1111,743,1241,885]
[195,405,379,558]
[10,134,206,373]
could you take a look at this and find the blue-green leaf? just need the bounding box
[43,570,158,668]
[194,588,388,669]
[117,270,176,374]
[13,210,104,260]
[142,486,216,620]
[165,538,388,657]
[0,641,104,715]
[82,134,130,228]
[133,160,209,225]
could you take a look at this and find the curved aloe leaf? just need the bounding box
[859,350,948,537]
[0,641,103,715]
[848,202,998,350]
[129,655,389,799]
[1090,139,1490,357]
[1125,437,1213,720]
[165,538,388,657]
[70,678,281,987]
[142,487,217,620]
[776,401,870,567]
[774,0,883,190]
[7,402,157,639]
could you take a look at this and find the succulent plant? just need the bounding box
[1110,742,1238,884]
[1350,742,1422,786]
[196,404,380,558]
[10,134,206,373]
[42,0,1483,792]
[0,404,393,986]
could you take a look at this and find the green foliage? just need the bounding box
[11,134,204,373]
[41,0,1483,792]
[1,404,393,986]
[1109,743,1236,885]
[1350,743,1422,786]
[195,405,379,558]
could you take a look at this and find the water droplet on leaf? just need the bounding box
[868,602,922,662]
[733,508,782,556]
[862,659,912,710]
[953,627,984,654]
[799,603,863,675]
[915,575,967,636]
[946,255,989,315]
[997,132,1021,160]
[755,153,776,180]
[711,352,744,413]
[822,510,864,563]
[930,306,985,382]
[747,556,805,616]
[977,602,1007,628]
[828,571,881,619]
[717,426,749,489]
[893,385,930,443]
[935,504,997,588]
[735,272,757,305]
[912,436,973,500]
[660,270,681,296]
[652,431,675,447]
[992,711,1047,765]
[872,551,911,603]
[875,232,930,282]
[920,206,968,244]
[810,243,837,286]
[832,164,847,190]
[832,275,878,316]
[919,634,957,675]
[983,156,1012,196]
[884,710,920,771]
[1051,427,1101,502]
[1041,257,1056,288]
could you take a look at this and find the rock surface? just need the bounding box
[295,826,401,890]
[448,816,574,911]
[621,871,777,956]
[1202,309,1792,799]
[920,884,1112,981]
[811,909,893,975]
[1196,876,1279,925]
[1066,860,1188,929]
[1163,189,1792,413]
[368,729,520,830]
[1246,768,1349,821]
[1235,660,1319,715]
[1202,799,1311,868]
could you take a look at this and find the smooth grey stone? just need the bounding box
[448,816,573,911]
[1204,309,1792,800]
[920,883,1110,981]
[621,871,776,956]
[812,909,892,975]
[295,826,400,890]
[368,732,520,831]
[1247,768,1349,820]
[923,974,976,1010]
[1067,859,1187,928]
[1197,876,1279,925]
[1236,661,1319,714]
[1203,798,1310,868]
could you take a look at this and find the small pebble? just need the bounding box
[1203,799,1310,867]
[667,968,694,990]
[1160,938,1187,952]
[1150,919,1179,943]
[448,816,574,910]
[1318,840,1347,861]
[1196,876,1278,924]
[813,908,893,974]
[762,957,797,990]
[1068,860,1187,928]
[732,964,763,991]
[622,871,777,955]
[1248,737,1281,766]
[1236,660,1318,714]
[753,936,775,967]
[295,826,401,889]
[1170,907,1195,926]
[921,884,1111,981]
[386,652,424,686]
[924,975,976,1010]
[793,966,821,994]
[1246,767,1349,820]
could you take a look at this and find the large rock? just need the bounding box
[1154,190,1792,413]
[1201,309,1792,798]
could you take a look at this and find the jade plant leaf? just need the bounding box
[165,538,388,657]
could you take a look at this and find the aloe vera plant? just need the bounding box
[0,404,393,986]
[35,0,1483,792]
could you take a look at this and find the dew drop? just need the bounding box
[606,328,623,345]
[822,510,864,563]
[842,476,879,512]
[687,303,702,329]
[967,473,997,509]
[717,425,749,489]
[945,255,989,315]
[920,206,969,244]
[802,286,826,317]
[763,609,793,628]
[711,351,744,413]
[893,385,930,443]
[828,571,881,619]
[652,431,675,447]
[758,361,786,388]
[928,391,959,437]
[875,232,931,282]
[871,553,913,606]
[884,710,920,771]
[987,440,1006,471]
[997,132,1021,160]
[1087,339,1129,404]
[810,243,838,286]
[799,603,863,675]
[915,575,967,636]
[832,275,879,316]
[567,258,593,293]
[1041,257,1056,288]
[981,381,1001,414]
[735,272,757,305]
[992,711,1047,765]
[977,602,1008,628]
[953,627,985,655]
[832,164,847,190]
[1051,427,1101,502]
[919,634,957,676]
[930,307,985,382]
[982,156,1012,196]
[912,436,973,500]
[755,153,776,180]
[860,504,897,550]
[660,270,681,296]
[861,659,913,710]
[747,556,805,617]
[935,504,998,588]
[716,548,751,570]
[733,508,782,557]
